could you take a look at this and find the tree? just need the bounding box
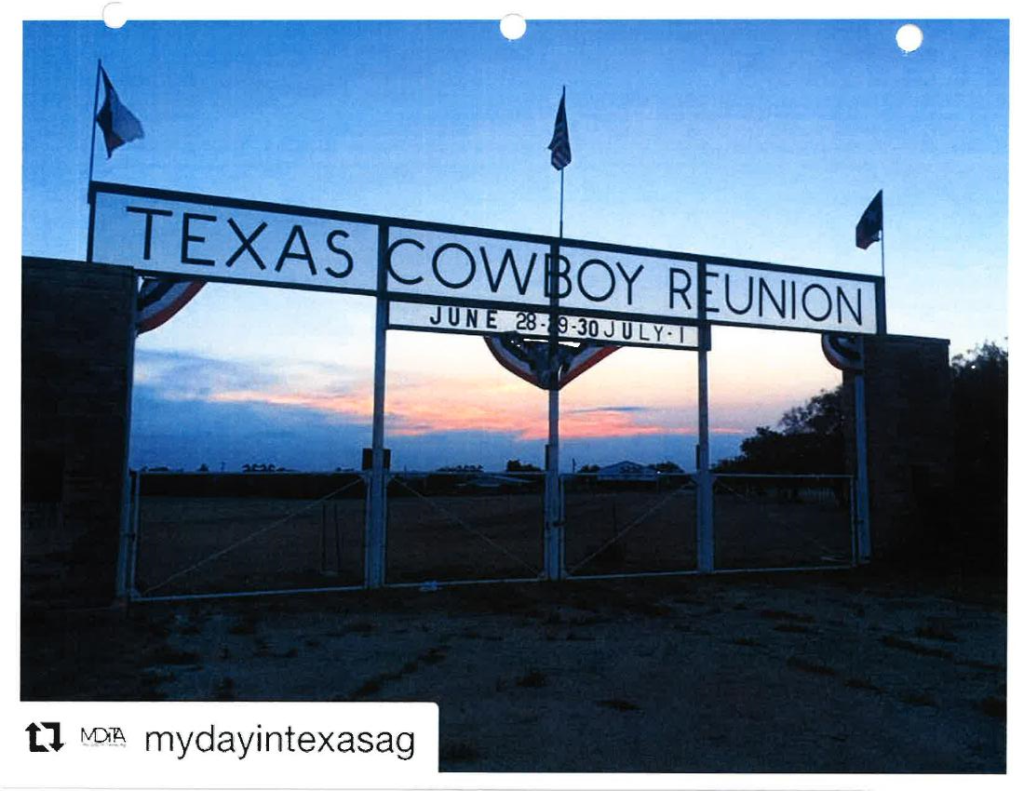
[946,342,1007,569]
[951,342,1007,483]
[506,459,541,472]
[778,387,843,438]
[714,386,844,474]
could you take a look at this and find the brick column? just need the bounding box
[22,257,136,606]
[843,335,953,562]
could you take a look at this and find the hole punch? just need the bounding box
[103,2,128,30]
[499,14,527,41]
[896,23,923,54]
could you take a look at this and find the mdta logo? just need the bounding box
[81,726,127,747]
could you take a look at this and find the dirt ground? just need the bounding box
[22,567,1005,773]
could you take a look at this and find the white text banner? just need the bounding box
[704,264,877,334]
[389,301,700,349]
[88,185,883,336]
[91,191,379,294]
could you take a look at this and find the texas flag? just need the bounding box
[95,66,144,158]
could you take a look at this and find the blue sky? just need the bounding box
[22,19,1008,471]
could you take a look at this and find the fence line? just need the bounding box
[128,469,857,602]
[388,474,543,579]
[713,473,855,568]
[135,474,366,597]
[565,482,690,576]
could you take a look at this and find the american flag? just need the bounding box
[548,87,572,171]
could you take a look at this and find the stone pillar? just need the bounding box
[843,335,953,562]
[22,257,135,605]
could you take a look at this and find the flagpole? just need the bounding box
[880,227,886,279]
[545,88,567,581]
[542,84,571,580]
[87,59,102,197]
[559,169,565,238]
[546,181,563,581]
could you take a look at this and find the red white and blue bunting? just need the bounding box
[821,333,864,373]
[136,277,205,334]
[483,334,619,390]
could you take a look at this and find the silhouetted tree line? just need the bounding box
[506,459,541,472]
[714,387,844,474]
[944,342,1007,571]
[715,342,1007,572]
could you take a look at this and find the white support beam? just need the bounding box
[696,325,714,573]
[364,227,390,588]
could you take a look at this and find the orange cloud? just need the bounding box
[210,383,747,441]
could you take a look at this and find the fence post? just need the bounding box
[128,469,142,597]
[115,469,139,601]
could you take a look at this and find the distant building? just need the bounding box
[458,473,533,491]
[596,461,658,482]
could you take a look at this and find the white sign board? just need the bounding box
[705,264,877,334]
[385,227,699,322]
[389,301,700,349]
[91,189,380,295]
[88,183,884,336]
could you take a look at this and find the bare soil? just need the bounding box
[22,568,1006,773]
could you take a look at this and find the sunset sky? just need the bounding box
[21,19,1008,472]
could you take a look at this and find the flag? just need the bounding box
[136,278,204,334]
[548,87,571,170]
[93,68,200,332]
[95,66,144,158]
[855,190,883,250]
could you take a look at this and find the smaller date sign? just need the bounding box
[388,301,700,350]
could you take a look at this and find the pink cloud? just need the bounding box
[210,385,748,441]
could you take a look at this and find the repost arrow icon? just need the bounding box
[25,722,63,752]
[25,723,47,752]
[43,722,64,751]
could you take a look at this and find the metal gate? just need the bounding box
[384,471,544,587]
[126,469,856,602]
[712,474,856,571]
[563,472,696,579]
[127,470,366,601]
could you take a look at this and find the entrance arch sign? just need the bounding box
[88,182,885,337]
[87,180,885,593]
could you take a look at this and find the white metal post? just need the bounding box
[364,226,390,587]
[696,325,714,572]
[544,242,564,580]
[545,387,564,579]
[853,368,871,563]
